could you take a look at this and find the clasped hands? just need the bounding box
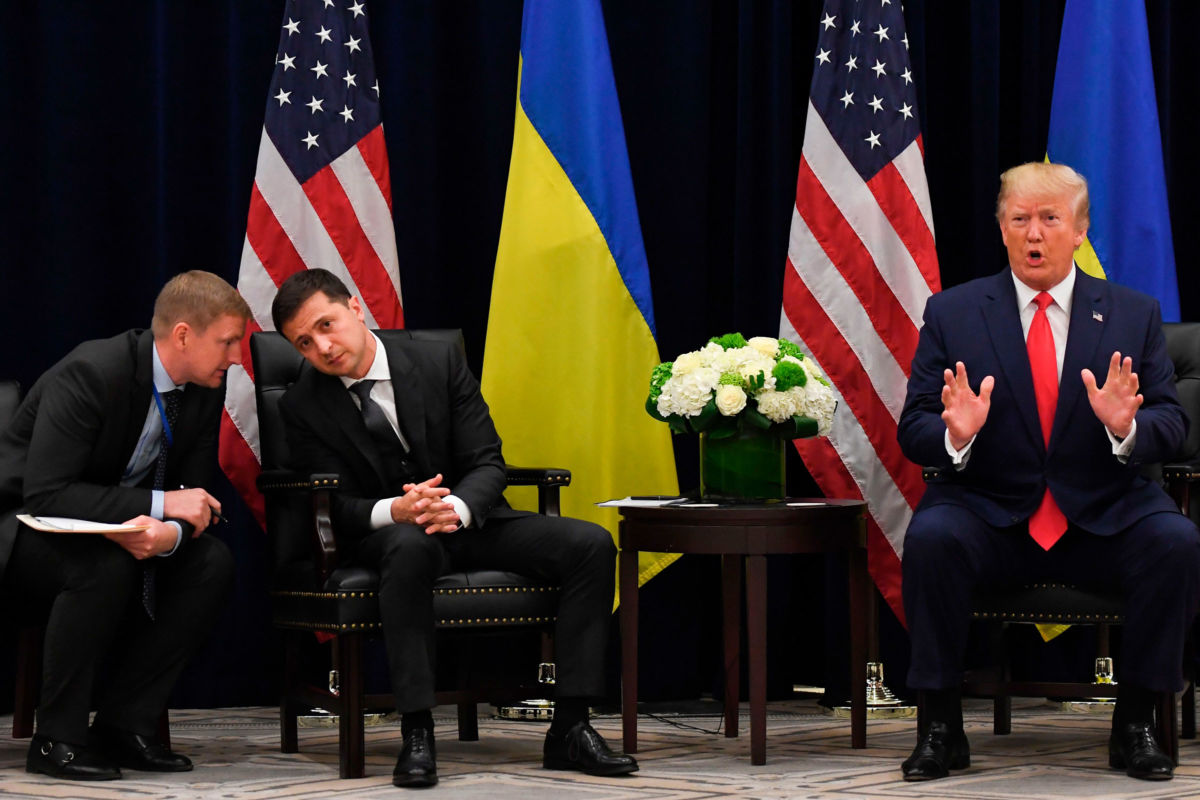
[942,351,1141,449]
[110,487,223,560]
[390,473,462,534]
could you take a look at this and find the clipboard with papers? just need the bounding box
[16,514,150,535]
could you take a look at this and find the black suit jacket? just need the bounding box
[279,334,528,544]
[898,268,1185,535]
[0,329,224,581]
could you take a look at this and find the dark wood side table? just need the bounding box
[618,499,869,765]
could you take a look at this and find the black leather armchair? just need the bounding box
[251,329,568,779]
[956,321,1200,762]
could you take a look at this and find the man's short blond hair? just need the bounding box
[151,271,251,338]
[996,162,1090,231]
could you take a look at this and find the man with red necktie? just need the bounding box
[897,162,1200,782]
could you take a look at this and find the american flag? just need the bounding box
[779,0,938,624]
[220,0,404,525]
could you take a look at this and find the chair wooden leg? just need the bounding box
[335,633,365,779]
[457,702,479,742]
[13,625,42,739]
[280,634,300,754]
[993,622,1011,735]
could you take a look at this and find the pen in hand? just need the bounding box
[178,485,228,525]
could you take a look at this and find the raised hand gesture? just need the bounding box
[1081,351,1141,439]
[941,361,995,450]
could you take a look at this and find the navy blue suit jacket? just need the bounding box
[898,268,1185,535]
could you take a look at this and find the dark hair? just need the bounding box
[271,269,352,333]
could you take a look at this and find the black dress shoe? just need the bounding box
[901,721,970,781]
[393,728,437,788]
[543,721,638,776]
[26,735,121,781]
[89,722,193,772]
[1109,721,1174,780]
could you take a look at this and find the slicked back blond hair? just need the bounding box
[151,271,251,338]
[996,162,1090,231]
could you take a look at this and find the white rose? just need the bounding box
[747,337,779,358]
[698,341,726,367]
[715,384,747,416]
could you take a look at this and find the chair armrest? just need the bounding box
[505,466,571,517]
[1163,461,1200,518]
[256,470,341,585]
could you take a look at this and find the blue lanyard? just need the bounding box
[152,385,174,448]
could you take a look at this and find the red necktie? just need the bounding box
[1026,291,1067,549]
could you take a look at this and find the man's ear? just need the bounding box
[348,296,366,323]
[169,321,191,350]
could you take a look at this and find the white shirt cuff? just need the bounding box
[151,489,164,520]
[446,495,472,529]
[370,498,395,530]
[1106,417,1137,462]
[944,429,975,470]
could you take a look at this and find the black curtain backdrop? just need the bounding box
[1,1,1197,709]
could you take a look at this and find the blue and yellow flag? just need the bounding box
[1047,0,1180,321]
[481,0,679,594]
[1039,0,1178,642]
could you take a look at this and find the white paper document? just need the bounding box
[16,514,150,534]
[596,496,688,508]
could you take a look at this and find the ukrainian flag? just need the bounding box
[481,0,679,593]
[1038,0,1179,642]
[1047,0,1180,321]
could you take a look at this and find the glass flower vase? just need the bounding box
[699,430,786,501]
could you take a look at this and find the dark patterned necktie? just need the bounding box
[144,388,181,619]
[349,380,414,488]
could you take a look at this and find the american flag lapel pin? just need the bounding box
[1093,310,1104,322]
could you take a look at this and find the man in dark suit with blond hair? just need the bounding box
[898,162,1200,781]
[0,270,250,781]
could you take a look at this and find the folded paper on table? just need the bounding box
[16,514,150,534]
[596,497,687,508]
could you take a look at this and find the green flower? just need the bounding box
[648,362,673,403]
[709,332,748,349]
[718,372,743,387]
[777,339,804,360]
[772,360,807,391]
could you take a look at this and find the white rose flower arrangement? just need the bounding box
[647,333,836,440]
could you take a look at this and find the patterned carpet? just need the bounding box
[0,699,1198,799]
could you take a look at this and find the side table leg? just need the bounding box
[849,542,869,748]
[620,540,639,754]
[721,553,742,738]
[746,554,767,765]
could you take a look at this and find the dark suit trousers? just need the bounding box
[355,514,616,713]
[1,526,234,743]
[903,504,1200,692]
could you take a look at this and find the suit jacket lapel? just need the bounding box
[120,331,156,463]
[981,271,1044,450]
[384,339,428,470]
[1053,270,1108,448]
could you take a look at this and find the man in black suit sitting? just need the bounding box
[272,268,637,788]
[0,270,250,780]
